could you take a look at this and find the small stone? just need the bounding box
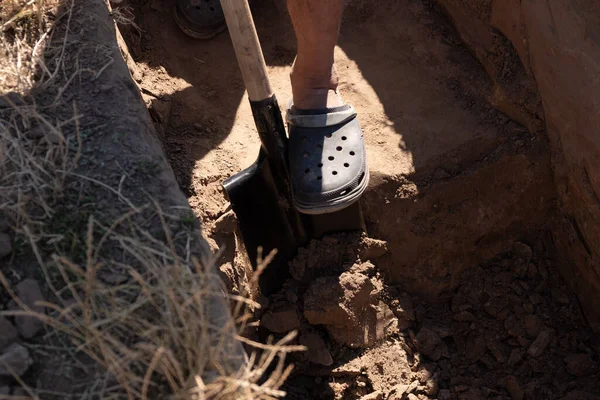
[465,334,487,363]
[528,329,553,357]
[564,353,595,377]
[454,311,475,322]
[513,242,533,261]
[98,271,129,285]
[213,209,237,234]
[299,331,333,366]
[527,263,538,278]
[331,364,361,377]
[406,380,419,393]
[506,376,524,400]
[360,391,383,400]
[504,314,525,338]
[487,340,506,364]
[260,302,301,333]
[387,384,409,400]
[508,348,524,366]
[0,343,32,377]
[416,327,442,361]
[15,279,46,339]
[524,315,543,338]
[0,316,18,351]
[0,233,12,258]
[358,236,389,260]
[406,394,419,400]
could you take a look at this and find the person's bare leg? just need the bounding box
[287,0,345,109]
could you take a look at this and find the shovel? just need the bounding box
[220,0,365,294]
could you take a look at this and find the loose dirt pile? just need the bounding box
[251,234,600,400]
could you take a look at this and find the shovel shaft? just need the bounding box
[220,0,273,102]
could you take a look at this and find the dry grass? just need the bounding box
[0,1,301,398]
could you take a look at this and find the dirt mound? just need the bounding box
[255,235,600,400]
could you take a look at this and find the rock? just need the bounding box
[513,242,533,261]
[486,340,506,364]
[260,302,301,333]
[0,316,18,351]
[506,376,524,400]
[299,331,333,366]
[454,311,475,322]
[406,380,419,393]
[507,348,525,366]
[564,353,595,377]
[465,334,487,363]
[358,236,389,261]
[389,295,415,330]
[15,279,46,338]
[0,343,32,377]
[213,209,237,234]
[0,233,12,258]
[407,394,419,400]
[524,315,543,338]
[416,327,442,361]
[528,329,553,357]
[304,272,381,348]
[504,314,526,338]
[360,391,383,400]
[387,384,409,400]
[331,364,361,377]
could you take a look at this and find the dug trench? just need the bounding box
[118,0,600,398]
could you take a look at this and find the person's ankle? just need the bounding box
[290,64,344,109]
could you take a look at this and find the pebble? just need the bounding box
[299,331,333,366]
[260,302,301,333]
[0,232,12,258]
[387,384,409,399]
[507,348,524,366]
[360,391,383,400]
[0,316,18,351]
[0,343,32,377]
[454,311,475,322]
[564,353,595,377]
[416,327,442,361]
[524,315,543,338]
[15,279,46,338]
[528,329,553,357]
[505,376,524,400]
[513,242,533,261]
[406,394,419,400]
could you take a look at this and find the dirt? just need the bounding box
[114,0,600,399]
[259,234,600,400]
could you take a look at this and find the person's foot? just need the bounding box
[174,0,227,39]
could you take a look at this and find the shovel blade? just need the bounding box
[223,150,305,294]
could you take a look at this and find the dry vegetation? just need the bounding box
[0,1,299,398]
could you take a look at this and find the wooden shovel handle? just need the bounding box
[220,0,273,102]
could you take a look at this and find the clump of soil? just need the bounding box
[255,235,600,400]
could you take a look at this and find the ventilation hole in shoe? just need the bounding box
[326,133,332,138]
[342,136,347,141]
[349,151,355,156]
[344,163,350,168]
[317,163,323,168]
[332,171,338,175]
[305,168,310,174]
[304,152,309,158]
[336,146,342,151]
[328,156,334,161]
[317,176,322,180]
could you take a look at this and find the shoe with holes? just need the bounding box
[286,100,369,215]
[174,0,227,39]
